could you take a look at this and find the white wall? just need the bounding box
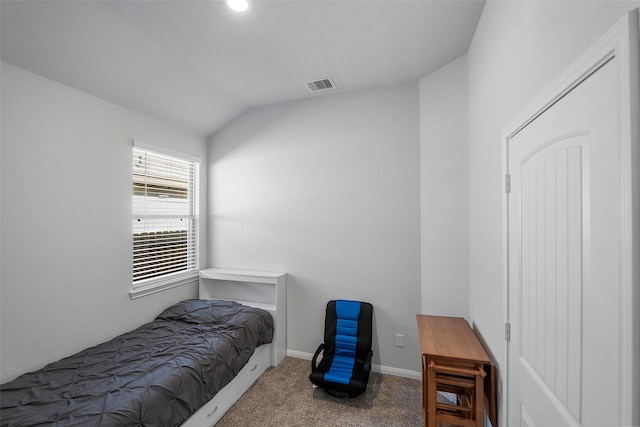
[419,54,469,318]
[467,0,640,418]
[0,62,207,382]
[208,84,422,373]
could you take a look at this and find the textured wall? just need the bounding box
[208,84,422,373]
[0,62,207,382]
[419,54,469,319]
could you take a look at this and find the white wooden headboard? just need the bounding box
[198,268,287,366]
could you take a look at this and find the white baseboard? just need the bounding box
[374,364,421,380]
[286,349,315,360]
[286,349,421,381]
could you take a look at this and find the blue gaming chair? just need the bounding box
[309,300,373,397]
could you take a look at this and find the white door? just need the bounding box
[507,55,627,426]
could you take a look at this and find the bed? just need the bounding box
[0,299,274,427]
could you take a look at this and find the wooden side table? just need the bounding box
[416,315,497,427]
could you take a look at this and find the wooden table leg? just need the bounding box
[427,359,437,427]
[474,364,484,427]
[422,355,427,427]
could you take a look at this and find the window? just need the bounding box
[131,146,199,298]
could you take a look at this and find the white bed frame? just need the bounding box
[181,268,287,427]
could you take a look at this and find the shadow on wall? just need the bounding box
[209,101,298,163]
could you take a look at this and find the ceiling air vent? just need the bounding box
[306,78,335,92]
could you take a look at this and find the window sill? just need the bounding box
[129,272,199,299]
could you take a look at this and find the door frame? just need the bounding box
[501,9,639,426]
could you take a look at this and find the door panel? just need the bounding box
[519,140,584,421]
[521,404,536,427]
[508,58,621,426]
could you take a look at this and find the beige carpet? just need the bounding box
[216,357,424,427]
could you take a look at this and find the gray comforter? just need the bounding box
[0,299,274,426]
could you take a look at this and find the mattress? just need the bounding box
[0,299,274,427]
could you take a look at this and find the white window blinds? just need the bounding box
[132,147,199,287]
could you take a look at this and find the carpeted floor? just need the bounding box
[216,357,424,427]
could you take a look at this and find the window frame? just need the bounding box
[129,142,200,299]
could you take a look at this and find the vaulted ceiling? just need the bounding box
[1,0,485,137]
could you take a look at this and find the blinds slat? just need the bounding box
[132,147,199,286]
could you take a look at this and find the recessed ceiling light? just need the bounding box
[227,0,249,12]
